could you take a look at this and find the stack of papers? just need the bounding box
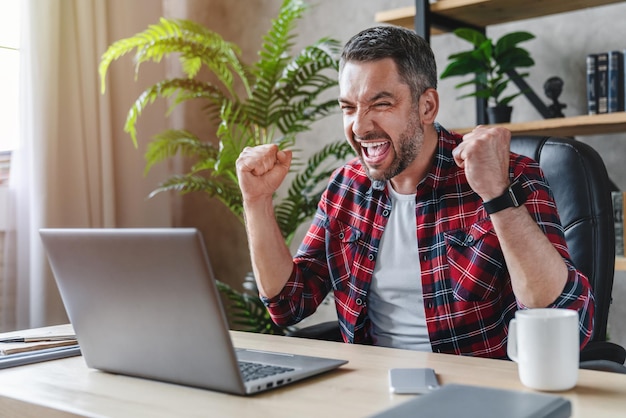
[0,324,81,369]
[0,335,77,356]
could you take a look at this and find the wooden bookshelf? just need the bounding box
[451,112,626,137]
[375,0,625,32]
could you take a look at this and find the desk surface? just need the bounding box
[0,325,624,417]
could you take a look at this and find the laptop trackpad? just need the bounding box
[236,348,302,367]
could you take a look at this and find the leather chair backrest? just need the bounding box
[510,136,615,342]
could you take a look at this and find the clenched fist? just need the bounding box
[236,144,293,203]
[452,126,511,201]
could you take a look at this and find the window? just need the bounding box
[0,1,20,183]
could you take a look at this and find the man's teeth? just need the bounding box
[362,141,387,148]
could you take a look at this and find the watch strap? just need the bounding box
[483,180,527,215]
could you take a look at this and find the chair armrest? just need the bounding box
[287,321,342,342]
[580,341,626,365]
[579,360,626,374]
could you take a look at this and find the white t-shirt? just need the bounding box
[368,183,431,351]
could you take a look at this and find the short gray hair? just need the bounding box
[339,26,437,102]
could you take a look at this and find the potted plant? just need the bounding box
[440,28,535,123]
[99,0,352,334]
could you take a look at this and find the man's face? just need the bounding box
[338,58,424,182]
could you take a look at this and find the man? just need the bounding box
[235,25,594,358]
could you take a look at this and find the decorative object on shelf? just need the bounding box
[440,27,535,124]
[485,105,512,124]
[544,76,566,118]
[99,0,354,334]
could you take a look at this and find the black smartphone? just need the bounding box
[388,367,440,394]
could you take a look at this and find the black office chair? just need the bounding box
[290,135,626,372]
[510,135,625,373]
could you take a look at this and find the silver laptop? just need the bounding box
[39,228,347,395]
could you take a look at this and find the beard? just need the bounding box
[360,116,425,183]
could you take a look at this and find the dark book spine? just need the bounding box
[587,54,598,115]
[613,192,624,257]
[597,52,609,114]
[608,50,624,112]
[621,49,626,111]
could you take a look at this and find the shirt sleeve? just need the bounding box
[512,154,595,348]
[261,196,334,328]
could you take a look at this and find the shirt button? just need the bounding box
[426,301,433,309]
[467,235,474,244]
[382,209,390,217]
[338,232,345,239]
[422,255,427,261]
[355,298,363,306]
[368,254,375,261]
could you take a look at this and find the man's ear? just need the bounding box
[419,88,439,124]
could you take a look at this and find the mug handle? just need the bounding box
[507,318,518,362]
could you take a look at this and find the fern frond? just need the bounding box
[215,280,285,334]
[149,174,244,222]
[281,39,341,92]
[99,17,249,96]
[144,130,218,175]
[212,101,257,177]
[274,96,339,135]
[125,79,226,146]
[247,0,308,128]
[250,38,340,136]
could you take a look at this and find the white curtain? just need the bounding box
[1,0,114,330]
[1,0,172,331]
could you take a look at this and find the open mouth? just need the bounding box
[361,140,392,165]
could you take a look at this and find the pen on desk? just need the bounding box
[0,335,77,343]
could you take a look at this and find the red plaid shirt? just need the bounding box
[263,125,594,358]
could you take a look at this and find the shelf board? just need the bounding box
[451,112,626,137]
[616,256,626,271]
[375,0,624,32]
[375,6,417,30]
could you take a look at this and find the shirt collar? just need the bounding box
[420,122,463,191]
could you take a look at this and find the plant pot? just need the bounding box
[486,106,513,124]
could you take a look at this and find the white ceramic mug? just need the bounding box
[507,308,579,391]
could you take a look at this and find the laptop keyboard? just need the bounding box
[238,361,295,382]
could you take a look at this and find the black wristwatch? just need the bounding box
[483,180,527,215]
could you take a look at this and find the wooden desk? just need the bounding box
[0,326,624,417]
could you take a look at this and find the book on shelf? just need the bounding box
[587,49,626,115]
[612,191,625,257]
[587,53,598,115]
[597,51,609,114]
[608,50,624,113]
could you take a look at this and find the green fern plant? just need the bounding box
[99,0,352,334]
[216,280,286,334]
